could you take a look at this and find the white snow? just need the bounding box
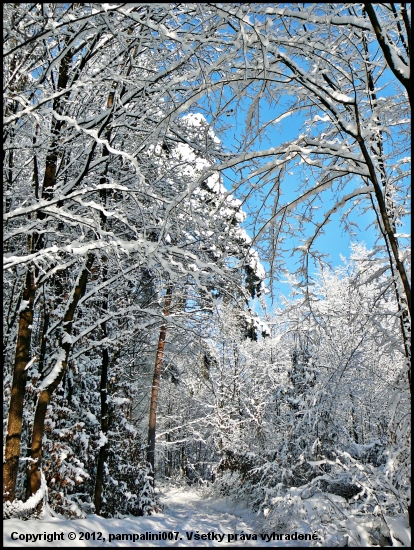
[17,300,30,314]
[38,350,66,391]
[3,484,314,547]
[96,431,108,448]
[4,471,48,520]
[24,356,38,371]
[386,516,412,547]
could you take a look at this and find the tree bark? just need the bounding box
[147,283,173,478]
[93,345,109,515]
[93,90,113,515]
[360,28,411,394]
[3,269,36,502]
[363,3,411,106]
[93,260,110,515]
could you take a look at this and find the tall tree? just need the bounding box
[209,3,410,361]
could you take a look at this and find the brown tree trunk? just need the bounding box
[27,254,94,498]
[39,44,71,215]
[24,303,49,502]
[3,43,72,505]
[3,269,36,502]
[147,283,173,478]
[3,50,40,503]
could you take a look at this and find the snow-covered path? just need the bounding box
[3,485,314,547]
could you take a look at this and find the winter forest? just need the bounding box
[3,3,411,547]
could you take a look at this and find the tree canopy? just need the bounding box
[3,2,411,538]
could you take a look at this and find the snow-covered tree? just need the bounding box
[3,3,410,530]
[3,3,266,513]
[202,3,411,377]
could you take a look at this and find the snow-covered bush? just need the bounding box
[209,249,410,543]
[99,435,157,518]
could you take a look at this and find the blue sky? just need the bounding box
[200,92,380,304]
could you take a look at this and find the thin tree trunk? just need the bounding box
[361,24,411,394]
[27,254,94,498]
[41,44,71,202]
[349,393,359,444]
[93,90,113,515]
[94,344,109,515]
[147,283,173,478]
[357,140,411,317]
[363,3,411,106]
[93,261,109,515]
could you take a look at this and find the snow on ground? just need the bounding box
[3,484,317,547]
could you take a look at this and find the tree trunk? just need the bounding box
[147,283,173,478]
[360,26,411,394]
[93,90,113,515]
[25,303,49,502]
[3,268,36,502]
[94,262,109,515]
[27,254,94,498]
[4,41,72,505]
[93,345,109,515]
[349,393,359,444]
[363,3,411,106]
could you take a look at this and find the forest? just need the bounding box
[3,3,411,547]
